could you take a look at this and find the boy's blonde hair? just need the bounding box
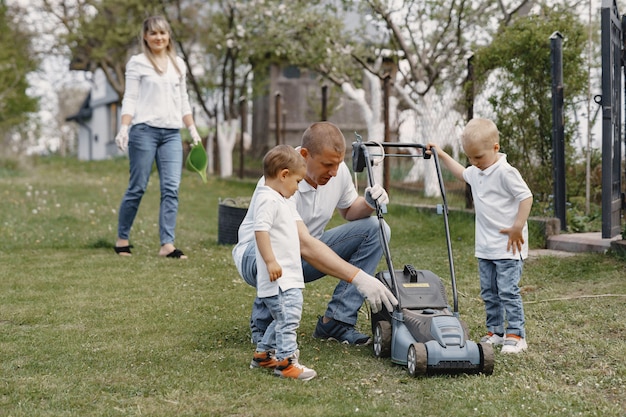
[461,118,499,149]
[141,16,183,77]
[263,145,306,178]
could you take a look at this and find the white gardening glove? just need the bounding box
[351,270,397,313]
[115,124,129,152]
[188,125,201,145]
[364,183,389,209]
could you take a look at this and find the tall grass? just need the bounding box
[0,156,624,417]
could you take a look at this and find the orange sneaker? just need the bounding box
[250,350,279,369]
[274,350,316,381]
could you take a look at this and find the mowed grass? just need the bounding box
[0,156,624,417]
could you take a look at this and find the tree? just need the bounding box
[39,0,354,176]
[471,5,588,201]
[0,1,39,155]
[41,0,165,99]
[315,0,536,195]
[201,0,361,175]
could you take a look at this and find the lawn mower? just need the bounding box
[352,138,494,377]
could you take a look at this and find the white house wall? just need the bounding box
[76,68,122,161]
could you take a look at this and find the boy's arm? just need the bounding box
[426,143,466,181]
[499,196,533,255]
[255,231,282,281]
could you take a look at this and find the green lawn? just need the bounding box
[0,156,624,417]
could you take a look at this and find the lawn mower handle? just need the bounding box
[351,139,460,315]
[354,141,399,301]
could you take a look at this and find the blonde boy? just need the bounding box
[428,118,533,354]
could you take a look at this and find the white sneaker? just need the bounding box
[480,332,504,346]
[501,335,528,354]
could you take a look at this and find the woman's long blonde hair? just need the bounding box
[141,15,182,77]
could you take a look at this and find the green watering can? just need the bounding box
[186,143,208,183]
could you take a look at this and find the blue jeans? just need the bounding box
[117,124,183,246]
[478,258,525,338]
[241,216,388,342]
[256,288,303,360]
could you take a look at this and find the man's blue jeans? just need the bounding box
[241,216,388,343]
[117,123,183,246]
[478,258,525,338]
[256,288,303,360]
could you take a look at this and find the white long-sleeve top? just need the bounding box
[120,53,192,129]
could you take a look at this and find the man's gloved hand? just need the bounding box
[115,124,129,152]
[188,125,202,145]
[364,184,389,209]
[351,269,398,313]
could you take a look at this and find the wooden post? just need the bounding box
[239,97,246,179]
[275,92,282,146]
[321,85,328,121]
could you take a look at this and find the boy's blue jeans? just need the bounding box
[117,124,183,246]
[256,288,303,360]
[241,216,387,343]
[478,258,525,338]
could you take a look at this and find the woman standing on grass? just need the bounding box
[114,15,201,259]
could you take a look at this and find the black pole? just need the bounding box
[383,75,391,193]
[464,54,474,210]
[550,31,566,231]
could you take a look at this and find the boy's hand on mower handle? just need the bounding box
[351,270,398,313]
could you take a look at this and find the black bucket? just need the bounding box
[217,198,249,245]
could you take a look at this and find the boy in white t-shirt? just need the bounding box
[248,145,316,380]
[428,118,533,354]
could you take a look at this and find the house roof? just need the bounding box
[66,92,93,122]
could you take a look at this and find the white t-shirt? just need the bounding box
[246,185,304,297]
[232,160,358,274]
[292,162,358,239]
[120,53,192,129]
[463,153,533,260]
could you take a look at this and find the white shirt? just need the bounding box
[251,185,304,298]
[463,153,533,260]
[232,160,358,274]
[120,53,192,129]
[293,162,358,238]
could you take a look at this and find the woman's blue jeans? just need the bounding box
[256,288,303,360]
[117,124,183,246]
[241,216,388,343]
[478,258,525,338]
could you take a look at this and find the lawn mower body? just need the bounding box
[352,140,494,376]
[372,267,487,375]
